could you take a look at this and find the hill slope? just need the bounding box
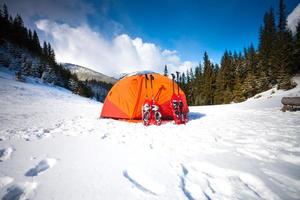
[63,63,117,84]
[0,68,299,200]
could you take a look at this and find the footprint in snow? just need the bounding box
[25,158,57,177]
[2,182,37,200]
[178,162,280,200]
[179,165,196,200]
[0,147,13,162]
[101,133,108,139]
[123,169,164,195]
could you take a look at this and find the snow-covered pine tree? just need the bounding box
[41,64,56,85]
[21,56,31,76]
[255,70,269,92]
[30,58,42,78]
[233,76,245,102]
[68,78,79,93]
[0,44,10,67]
[277,67,295,90]
[242,72,257,99]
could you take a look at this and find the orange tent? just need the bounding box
[100,72,189,121]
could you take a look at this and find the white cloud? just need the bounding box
[287,3,300,34]
[35,19,196,76]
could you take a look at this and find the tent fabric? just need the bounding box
[100,73,189,120]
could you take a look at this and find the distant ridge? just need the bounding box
[62,63,117,84]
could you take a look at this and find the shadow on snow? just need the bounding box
[188,112,206,121]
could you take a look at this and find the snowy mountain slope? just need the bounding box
[0,68,300,200]
[241,76,300,109]
[62,63,117,84]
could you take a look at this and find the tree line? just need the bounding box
[165,0,300,105]
[0,4,108,99]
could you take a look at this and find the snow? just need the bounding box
[0,68,300,199]
[125,70,157,77]
[0,176,13,189]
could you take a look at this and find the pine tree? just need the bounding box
[218,50,235,102]
[202,52,213,104]
[232,51,246,102]
[189,67,194,81]
[68,78,79,93]
[41,65,56,84]
[272,0,293,85]
[294,21,300,74]
[278,0,286,33]
[21,56,31,75]
[283,30,294,74]
[258,8,276,80]
[187,68,195,105]
[233,76,245,102]
[2,4,8,20]
[193,64,205,105]
[214,68,224,104]
[242,72,257,98]
[256,70,269,92]
[12,14,25,46]
[211,64,219,104]
[47,42,55,63]
[186,69,190,83]
[27,29,33,49]
[277,67,294,90]
[163,65,168,76]
[32,30,41,54]
[223,88,233,104]
[181,72,186,85]
[30,59,42,78]
[42,41,48,57]
[28,30,32,40]
[0,4,10,40]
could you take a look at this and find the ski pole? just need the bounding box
[150,74,154,100]
[176,71,180,95]
[145,74,148,98]
[171,73,175,94]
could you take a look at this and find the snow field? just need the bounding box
[0,68,300,199]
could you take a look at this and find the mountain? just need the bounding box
[62,63,117,84]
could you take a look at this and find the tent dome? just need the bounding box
[100,72,188,120]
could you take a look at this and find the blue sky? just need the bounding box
[2,0,300,75]
[89,0,300,62]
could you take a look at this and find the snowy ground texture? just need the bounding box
[0,67,300,200]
